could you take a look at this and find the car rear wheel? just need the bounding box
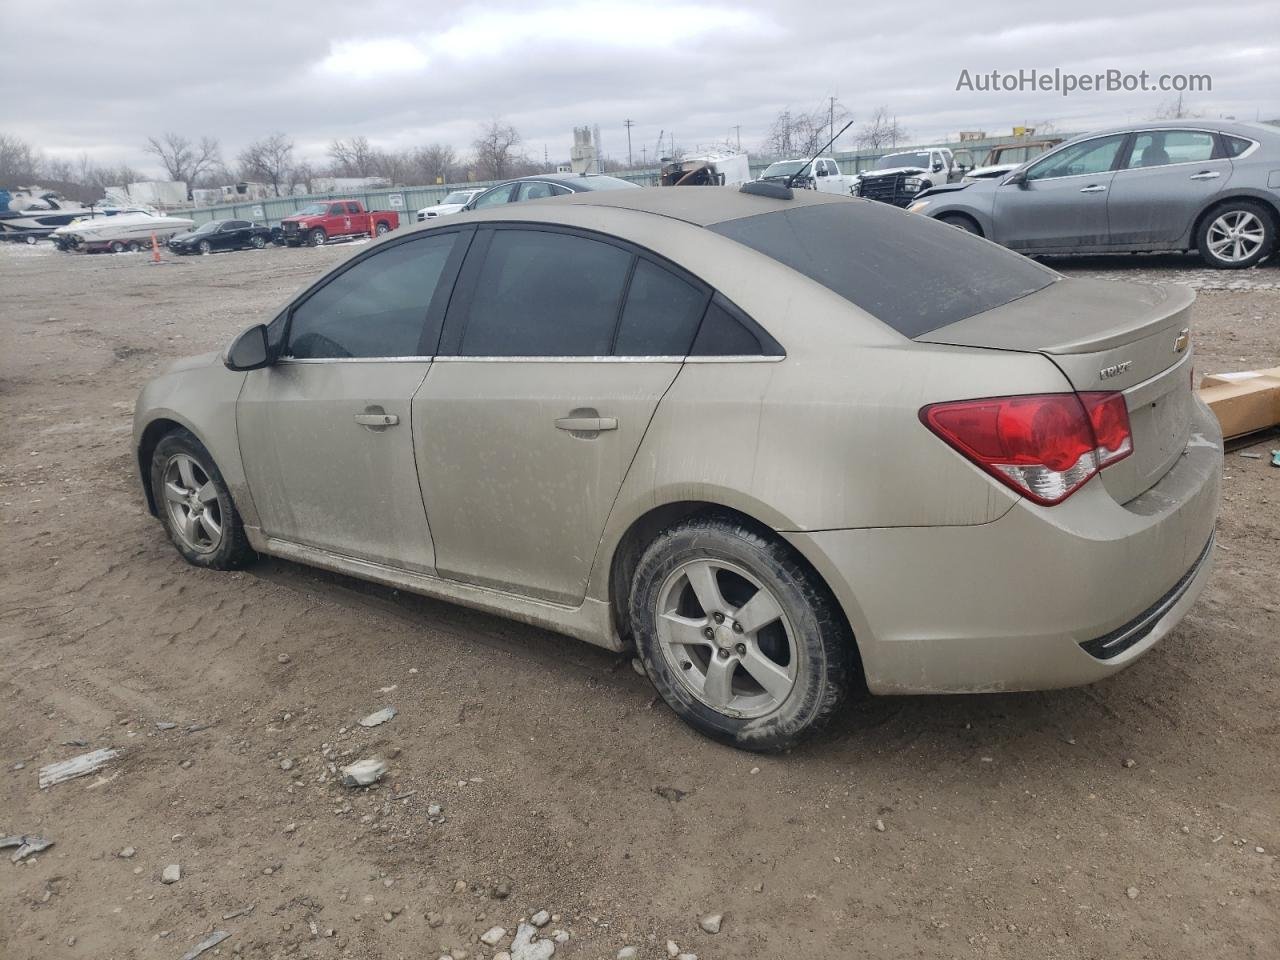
[251,235,266,249]
[150,429,254,570]
[1198,201,1274,269]
[629,514,855,752]
[937,213,981,235]
[310,228,327,246]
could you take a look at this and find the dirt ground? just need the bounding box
[2,238,1277,960]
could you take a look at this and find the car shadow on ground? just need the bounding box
[247,553,1187,775]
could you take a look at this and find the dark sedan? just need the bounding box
[908,119,1279,269]
[169,219,274,255]
[463,173,640,210]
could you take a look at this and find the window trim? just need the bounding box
[278,225,475,362]
[1115,128,1224,171]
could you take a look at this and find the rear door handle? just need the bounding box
[1079,184,1107,193]
[555,416,618,432]
[1189,170,1221,180]
[354,413,399,427]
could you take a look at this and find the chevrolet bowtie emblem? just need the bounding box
[1173,329,1190,354]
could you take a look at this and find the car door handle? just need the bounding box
[555,416,618,432]
[1189,170,1221,180]
[354,413,399,427]
[1079,184,1107,193]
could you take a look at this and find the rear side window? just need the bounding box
[708,202,1055,338]
[288,233,458,359]
[1222,135,1254,157]
[458,229,631,356]
[345,202,360,214]
[613,259,708,356]
[689,295,782,356]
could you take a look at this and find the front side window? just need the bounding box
[458,229,631,357]
[287,233,458,359]
[1026,135,1126,181]
[1125,130,1215,168]
[472,184,516,208]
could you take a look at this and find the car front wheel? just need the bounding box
[150,429,254,570]
[629,514,855,752]
[310,228,327,246]
[1198,201,1275,269]
[198,240,212,255]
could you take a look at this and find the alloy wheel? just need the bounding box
[655,558,799,718]
[1207,211,1265,263]
[161,453,223,554]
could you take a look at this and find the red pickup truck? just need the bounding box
[280,200,400,247]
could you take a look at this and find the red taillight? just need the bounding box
[920,392,1133,506]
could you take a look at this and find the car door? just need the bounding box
[236,229,470,571]
[218,220,247,249]
[412,226,709,604]
[992,133,1128,251]
[1105,129,1229,247]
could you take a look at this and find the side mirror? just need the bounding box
[225,323,272,371]
[816,167,828,177]
[932,162,944,173]
[1004,170,1028,187]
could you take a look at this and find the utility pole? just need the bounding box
[624,119,634,169]
[732,125,741,152]
[829,96,836,146]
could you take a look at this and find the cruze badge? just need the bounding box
[1173,329,1190,354]
[1099,360,1133,381]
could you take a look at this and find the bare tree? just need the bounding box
[290,160,317,195]
[143,132,221,185]
[472,119,523,180]
[759,103,849,161]
[0,132,43,183]
[412,143,458,184]
[238,133,295,196]
[1151,94,1200,120]
[856,107,907,151]
[327,136,382,177]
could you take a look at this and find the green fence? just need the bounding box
[176,133,1080,226]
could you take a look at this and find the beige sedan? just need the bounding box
[134,187,1221,751]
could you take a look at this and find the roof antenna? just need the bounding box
[741,119,854,200]
[786,119,853,189]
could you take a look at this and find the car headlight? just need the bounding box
[906,200,931,214]
[903,177,924,193]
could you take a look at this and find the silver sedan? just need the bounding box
[908,119,1279,269]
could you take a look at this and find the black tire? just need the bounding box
[109,240,126,253]
[309,228,327,247]
[198,239,212,255]
[251,235,266,249]
[374,221,390,236]
[628,513,855,752]
[1196,200,1275,269]
[150,429,254,571]
[937,213,981,235]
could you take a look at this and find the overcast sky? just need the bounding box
[3,0,1277,176]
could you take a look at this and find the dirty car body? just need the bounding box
[134,188,1222,750]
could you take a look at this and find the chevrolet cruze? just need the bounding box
[134,187,1222,751]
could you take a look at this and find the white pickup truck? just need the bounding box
[757,157,855,195]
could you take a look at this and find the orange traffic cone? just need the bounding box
[151,233,162,263]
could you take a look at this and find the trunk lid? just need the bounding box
[918,277,1196,503]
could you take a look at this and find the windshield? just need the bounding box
[442,191,474,204]
[874,152,931,170]
[192,221,220,234]
[761,160,810,178]
[708,202,1055,338]
[295,203,327,216]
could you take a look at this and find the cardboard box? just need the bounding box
[1199,365,1280,388]
[1197,369,1280,439]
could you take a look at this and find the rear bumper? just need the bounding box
[786,398,1223,695]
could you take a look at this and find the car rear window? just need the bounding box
[708,201,1056,338]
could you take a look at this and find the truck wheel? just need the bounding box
[1197,200,1274,269]
[109,240,126,253]
[374,222,390,236]
[309,228,327,247]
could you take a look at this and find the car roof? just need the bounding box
[1063,118,1279,142]
[516,184,846,226]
